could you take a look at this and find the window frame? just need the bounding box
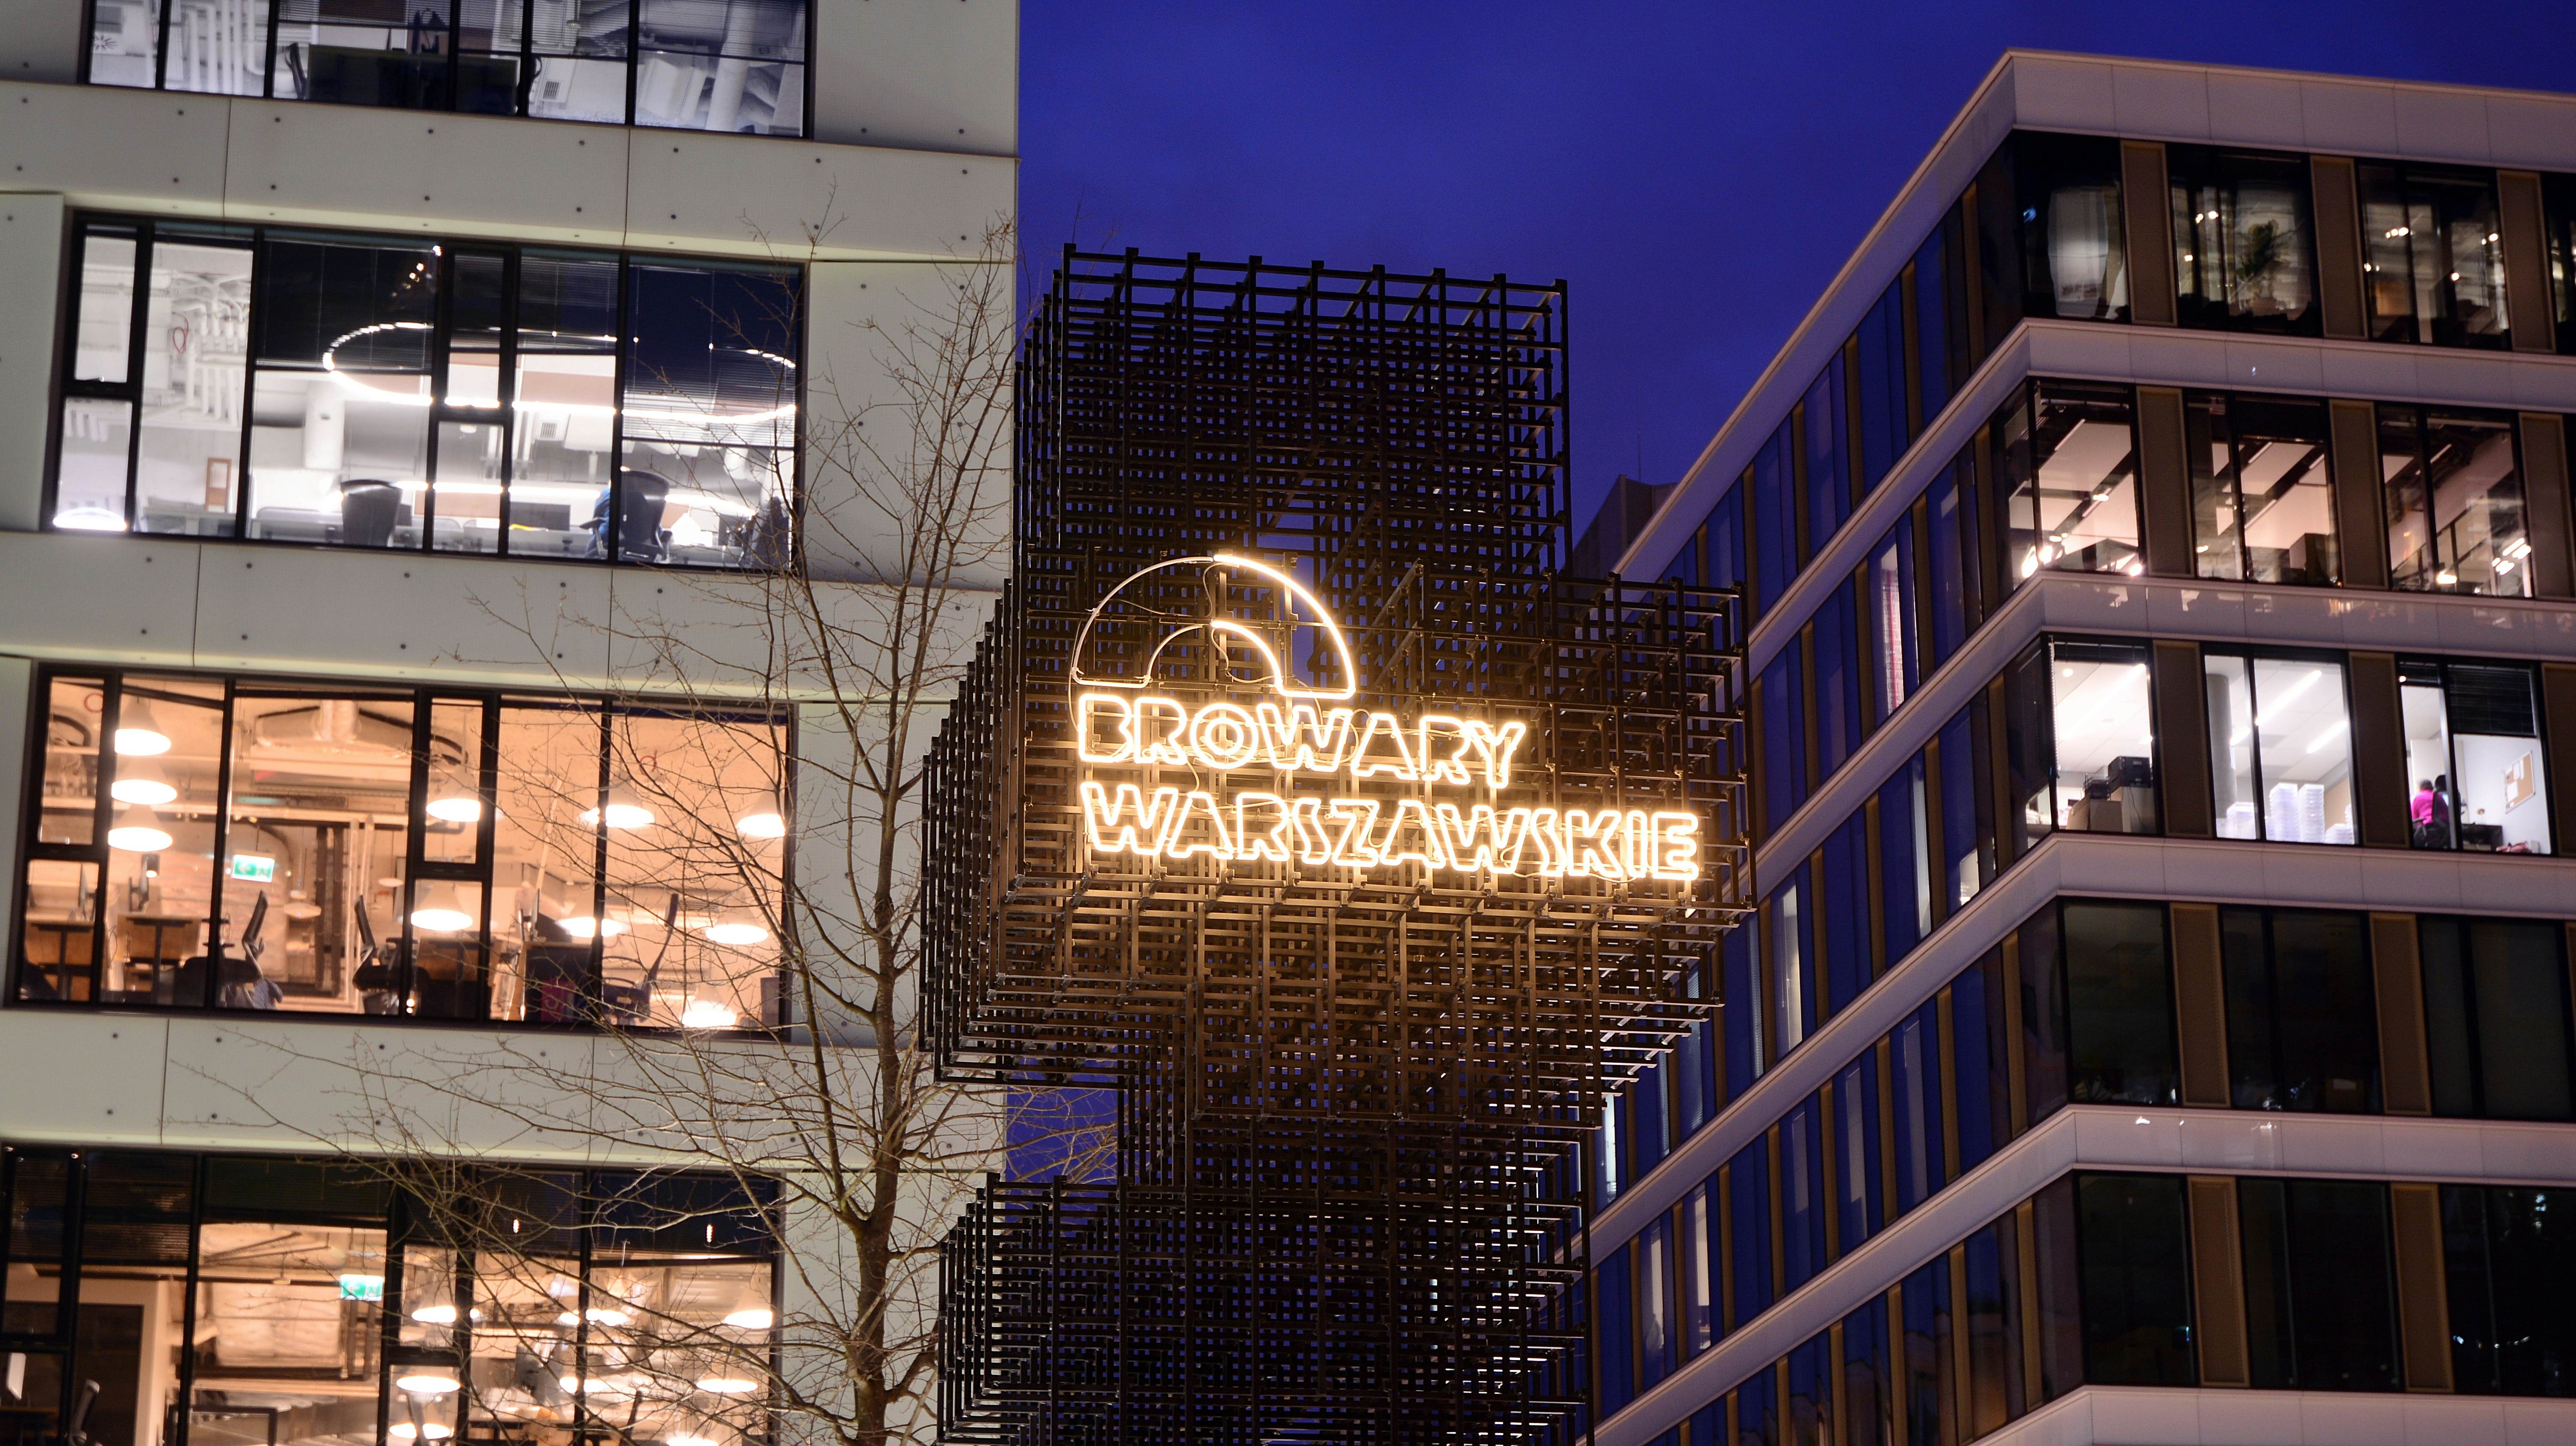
[43,211,806,574]
[9,662,793,1033]
[77,0,820,139]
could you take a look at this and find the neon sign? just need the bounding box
[1069,554,1704,881]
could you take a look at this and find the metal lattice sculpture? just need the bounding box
[928,251,1748,1445]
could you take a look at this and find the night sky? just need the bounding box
[1018,2,2576,533]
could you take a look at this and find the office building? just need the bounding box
[0,5,1013,1446]
[1586,52,2576,1446]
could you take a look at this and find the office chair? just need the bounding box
[216,894,281,1010]
[588,468,672,563]
[338,479,402,547]
[352,902,401,1014]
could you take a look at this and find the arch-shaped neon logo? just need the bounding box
[1069,555,1701,882]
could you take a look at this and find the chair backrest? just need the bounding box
[616,469,671,562]
[339,480,401,547]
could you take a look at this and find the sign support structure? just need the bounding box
[928,250,1749,1445]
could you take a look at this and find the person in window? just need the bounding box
[2412,777,2451,849]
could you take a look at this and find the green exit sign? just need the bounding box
[229,854,276,882]
[338,1274,384,1301]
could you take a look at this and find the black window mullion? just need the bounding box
[118,225,158,528]
[169,1154,208,1446]
[605,256,633,563]
[399,697,437,1013]
[471,696,501,1020]
[519,0,537,118]
[495,249,521,553]
[264,2,280,99]
[623,0,642,126]
[232,229,268,538]
[153,0,173,91]
[196,680,240,1009]
[420,249,457,550]
[589,708,612,1012]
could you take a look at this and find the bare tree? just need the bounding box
[213,216,1108,1446]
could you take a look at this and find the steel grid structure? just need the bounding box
[927,251,1748,1444]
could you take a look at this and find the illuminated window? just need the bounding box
[85,1,811,136]
[52,216,799,572]
[13,668,785,1028]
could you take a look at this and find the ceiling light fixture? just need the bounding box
[114,697,170,756]
[701,922,769,948]
[734,809,787,840]
[111,760,178,807]
[425,796,483,823]
[106,805,173,854]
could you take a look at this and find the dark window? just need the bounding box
[2421,916,2575,1121]
[1926,456,1976,667]
[2015,132,2129,322]
[1936,703,1991,913]
[1629,1056,1669,1179]
[2358,162,2510,348]
[2017,898,2069,1126]
[1803,368,1851,556]
[1950,953,2008,1172]
[1889,999,1946,1214]
[1996,380,2142,585]
[2380,407,2530,598]
[2184,392,2337,584]
[2398,659,2554,855]
[1765,871,1815,1066]
[2060,900,2176,1107]
[1675,971,1717,1139]
[1751,426,1799,608]
[87,0,813,136]
[2548,173,2576,356]
[2167,145,2319,335]
[1596,1240,1636,1413]
[1781,1101,1828,1297]
[1757,648,1807,836]
[1784,1331,1831,1445]
[55,215,802,572]
[1877,756,1932,965]
[1868,508,1920,726]
[2443,1184,2576,1396]
[1813,584,1862,781]
[1841,1292,1896,1446]
[1970,141,2024,359]
[1638,1212,1677,1390]
[1898,1253,1953,1443]
[1819,813,1869,1015]
[1728,1141,1774,1327]
[1833,1052,1883,1252]
[1707,484,1748,598]
[1962,1218,2019,1435]
[1723,926,1759,1102]
[2221,907,2378,1112]
[1913,224,1963,425]
[14,667,788,1028]
[2239,1178,2401,1391]
[1854,281,1907,495]
[2073,1172,2193,1385]
[1736,1359,1779,1446]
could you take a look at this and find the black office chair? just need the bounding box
[338,479,402,547]
[588,468,671,563]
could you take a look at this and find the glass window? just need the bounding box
[1897,1253,1951,1443]
[1854,281,1906,495]
[2442,1184,2576,1397]
[1803,367,1850,553]
[1780,1099,1826,1296]
[1833,1052,1883,1252]
[1913,226,1960,426]
[1961,1219,2018,1434]
[2421,916,2574,1121]
[1706,485,1747,596]
[2221,907,2377,1112]
[1756,648,1806,837]
[2239,1178,2400,1391]
[1889,1002,1944,1215]
[616,262,799,567]
[2015,132,2128,322]
[2168,146,2318,334]
[2550,173,2576,356]
[1680,1180,1716,1358]
[1877,756,1931,965]
[1819,814,1868,1016]
[1812,585,1861,780]
[1935,704,1989,911]
[2026,637,2158,838]
[1637,1213,1675,1389]
[1727,1141,1772,1328]
[13,670,786,1029]
[1784,1331,1831,1445]
[2060,900,2175,1107]
[2185,392,2336,585]
[1766,873,1812,1066]
[1868,509,1919,725]
[1751,427,1798,608]
[58,217,802,571]
[1950,955,2006,1173]
[1722,926,1758,1102]
[2381,408,2529,597]
[2400,659,2553,855]
[95,1,806,133]
[2072,1173,2193,1385]
[1841,1293,1895,1446]
[1998,380,2142,584]
[2203,653,2355,845]
[2358,163,2510,348]
[1926,457,1975,667]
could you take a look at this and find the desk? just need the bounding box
[21,917,96,1000]
[118,914,203,999]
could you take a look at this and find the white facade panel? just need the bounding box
[0,0,80,84]
[0,82,229,216]
[811,0,1019,156]
[223,100,633,247]
[624,129,1015,260]
[0,191,61,530]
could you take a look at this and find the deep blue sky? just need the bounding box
[1018,2,2576,532]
